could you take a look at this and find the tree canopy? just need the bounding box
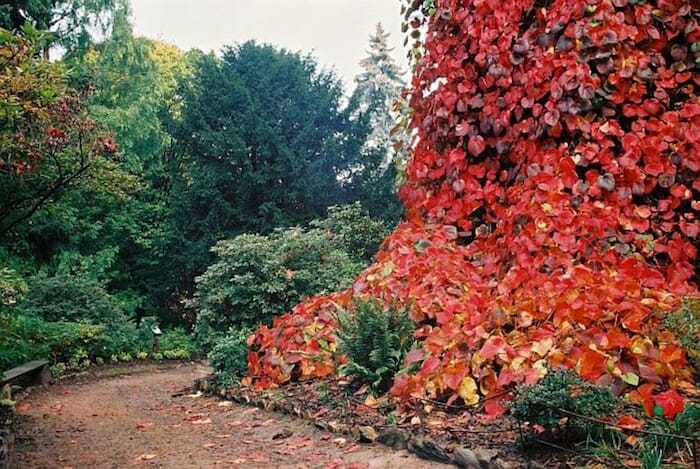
[0,0,124,53]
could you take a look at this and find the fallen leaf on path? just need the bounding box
[135,454,157,461]
[325,459,344,469]
[203,443,216,449]
[16,403,30,413]
[347,463,369,469]
[214,434,232,438]
[243,451,270,462]
[311,408,329,419]
[192,418,212,424]
[252,418,275,428]
[187,391,203,398]
[344,443,361,453]
[305,454,325,463]
[218,401,233,407]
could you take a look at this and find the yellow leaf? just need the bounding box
[458,377,479,405]
[531,338,553,358]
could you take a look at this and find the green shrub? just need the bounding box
[1,316,105,367]
[207,327,253,386]
[50,362,67,378]
[160,327,197,358]
[40,321,106,364]
[310,202,391,263]
[0,267,27,311]
[162,349,189,360]
[334,299,415,394]
[509,369,617,438]
[0,268,30,370]
[21,274,125,324]
[192,225,364,350]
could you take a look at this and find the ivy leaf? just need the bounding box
[653,390,684,420]
[458,377,479,405]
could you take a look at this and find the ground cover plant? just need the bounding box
[245,0,700,425]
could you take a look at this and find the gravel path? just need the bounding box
[13,363,450,468]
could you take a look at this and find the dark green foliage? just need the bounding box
[311,203,391,263]
[207,327,253,386]
[509,369,617,436]
[161,41,373,305]
[334,299,415,394]
[21,274,124,324]
[192,220,367,350]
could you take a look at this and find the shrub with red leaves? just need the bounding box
[246,0,700,415]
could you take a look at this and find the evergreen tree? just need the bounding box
[354,23,406,160]
[349,24,407,222]
[157,42,369,313]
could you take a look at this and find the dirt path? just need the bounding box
[13,363,450,468]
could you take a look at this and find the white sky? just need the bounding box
[129,0,410,93]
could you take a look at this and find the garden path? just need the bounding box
[14,363,449,468]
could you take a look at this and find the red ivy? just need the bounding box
[246,0,700,416]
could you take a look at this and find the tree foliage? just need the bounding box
[191,204,388,350]
[0,28,123,237]
[159,42,371,307]
[0,0,125,53]
[348,24,406,222]
[247,0,700,415]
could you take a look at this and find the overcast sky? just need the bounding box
[129,0,409,93]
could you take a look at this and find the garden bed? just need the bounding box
[202,376,538,468]
[202,375,700,468]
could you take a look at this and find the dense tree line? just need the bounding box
[0,2,405,369]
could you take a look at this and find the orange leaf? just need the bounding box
[617,415,645,430]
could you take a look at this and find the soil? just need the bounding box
[12,362,452,468]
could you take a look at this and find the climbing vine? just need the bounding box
[246,0,700,416]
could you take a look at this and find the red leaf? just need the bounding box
[654,390,684,420]
[404,348,426,365]
[617,415,645,430]
[578,347,607,381]
[467,135,486,156]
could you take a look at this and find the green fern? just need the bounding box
[334,299,415,393]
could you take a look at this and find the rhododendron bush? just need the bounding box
[246,0,700,414]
